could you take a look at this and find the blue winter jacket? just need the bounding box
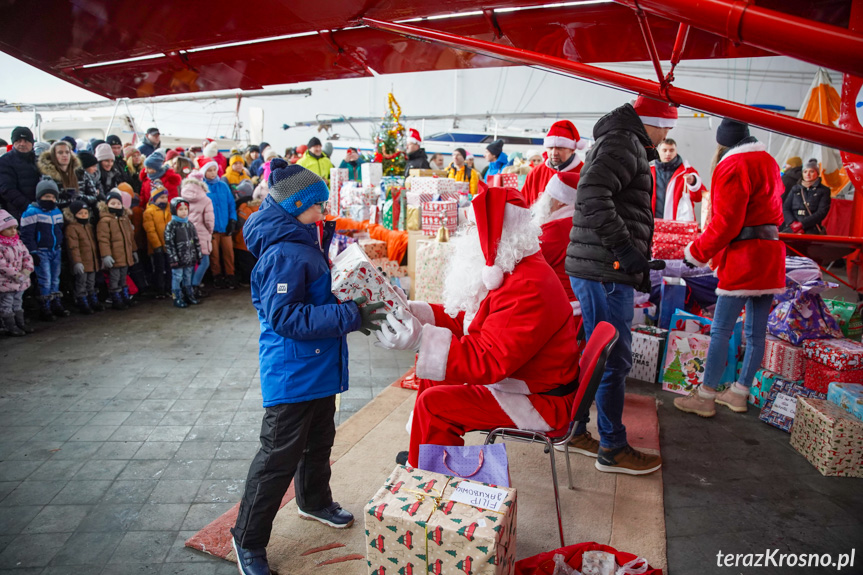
[244,195,362,406]
[204,177,237,234]
[484,151,509,182]
[20,203,64,252]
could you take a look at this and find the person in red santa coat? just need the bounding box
[521,120,586,207]
[675,119,785,418]
[651,137,707,221]
[375,187,581,468]
[532,171,579,308]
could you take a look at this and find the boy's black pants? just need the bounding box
[231,395,336,549]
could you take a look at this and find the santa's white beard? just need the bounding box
[442,209,542,318]
[530,191,556,227]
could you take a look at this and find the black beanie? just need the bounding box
[716,118,750,147]
[486,139,504,158]
[70,199,89,215]
[78,151,98,169]
[308,137,322,148]
[106,135,122,147]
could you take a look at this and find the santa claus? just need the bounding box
[375,187,580,467]
[521,120,586,207]
[531,171,579,309]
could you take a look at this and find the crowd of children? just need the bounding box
[0,127,280,336]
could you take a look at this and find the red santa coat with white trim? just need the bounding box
[649,160,707,220]
[685,142,785,296]
[521,157,583,207]
[539,207,577,302]
[412,252,579,429]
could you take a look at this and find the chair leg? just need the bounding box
[565,445,574,490]
[545,437,566,548]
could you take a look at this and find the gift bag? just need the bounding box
[669,309,742,385]
[414,239,454,304]
[767,279,843,345]
[514,542,661,575]
[659,277,686,330]
[824,299,863,341]
[418,443,511,487]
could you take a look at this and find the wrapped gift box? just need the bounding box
[358,238,387,260]
[348,205,370,222]
[827,382,863,421]
[411,177,457,196]
[653,232,693,246]
[803,359,863,394]
[789,398,863,477]
[824,299,863,341]
[762,335,807,381]
[407,191,433,206]
[630,328,667,383]
[370,258,408,278]
[414,240,454,304]
[364,465,517,575]
[748,369,801,409]
[654,219,700,236]
[330,167,349,190]
[488,173,519,188]
[409,168,448,178]
[802,338,863,371]
[759,378,825,432]
[422,200,459,236]
[652,243,685,260]
[361,162,383,188]
[661,331,710,395]
[331,244,404,318]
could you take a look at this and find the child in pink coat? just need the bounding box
[180,172,215,298]
[0,210,35,336]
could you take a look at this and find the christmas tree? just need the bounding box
[663,349,686,387]
[374,92,406,176]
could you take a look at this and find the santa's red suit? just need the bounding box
[685,141,785,295]
[649,160,707,220]
[406,251,580,466]
[521,156,583,207]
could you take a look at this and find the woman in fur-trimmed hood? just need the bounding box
[38,141,81,197]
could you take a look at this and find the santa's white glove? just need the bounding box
[376,309,423,351]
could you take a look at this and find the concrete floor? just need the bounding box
[0,290,861,574]
[0,290,414,575]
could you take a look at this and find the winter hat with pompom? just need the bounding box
[267,158,330,217]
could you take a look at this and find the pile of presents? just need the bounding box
[630,228,863,477]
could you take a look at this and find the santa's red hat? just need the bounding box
[544,120,586,150]
[472,187,531,291]
[633,95,678,128]
[407,128,421,145]
[544,172,579,205]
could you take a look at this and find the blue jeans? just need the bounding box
[703,294,773,391]
[34,248,62,297]
[172,266,194,291]
[569,277,634,450]
[192,255,209,287]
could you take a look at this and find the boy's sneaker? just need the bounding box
[715,385,749,413]
[553,431,600,457]
[595,445,662,475]
[298,502,354,529]
[232,537,270,575]
[213,275,226,289]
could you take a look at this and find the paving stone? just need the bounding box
[108,530,176,564]
[101,480,159,505]
[131,503,191,531]
[181,503,235,531]
[117,460,170,481]
[0,506,43,535]
[69,424,122,442]
[48,530,125,566]
[148,426,193,442]
[133,442,183,460]
[87,412,133,426]
[109,426,156,442]
[93,441,145,460]
[23,504,91,533]
[51,480,113,504]
[76,503,144,532]
[3,481,67,506]
[73,460,129,481]
[0,460,42,482]
[148,480,205,504]
[0,532,71,568]
[214,442,258,460]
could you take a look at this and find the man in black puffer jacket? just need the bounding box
[0,127,41,220]
[563,96,675,477]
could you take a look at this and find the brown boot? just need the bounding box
[595,444,662,475]
[673,388,717,417]
[554,431,600,457]
[715,384,749,413]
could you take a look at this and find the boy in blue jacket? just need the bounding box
[231,159,385,575]
[201,161,238,289]
[20,178,69,321]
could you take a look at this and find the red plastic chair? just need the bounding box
[483,321,619,547]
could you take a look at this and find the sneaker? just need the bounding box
[213,275,226,289]
[595,444,662,475]
[553,431,600,457]
[673,389,716,417]
[715,385,748,413]
[298,502,354,529]
[395,451,409,465]
[232,537,271,575]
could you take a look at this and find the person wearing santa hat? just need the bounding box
[562,95,674,475]
[521,120,586,207]
[375,187,580,468]
[675,119,785,418]
[651,135,707,220]
[404,128,431,173]
[531,171,580,308]
[197,138,227,176]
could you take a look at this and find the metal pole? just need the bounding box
[361,18,863,156]
[611,0,863,78]
[633,6,665,84]
[104,99,122,140]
